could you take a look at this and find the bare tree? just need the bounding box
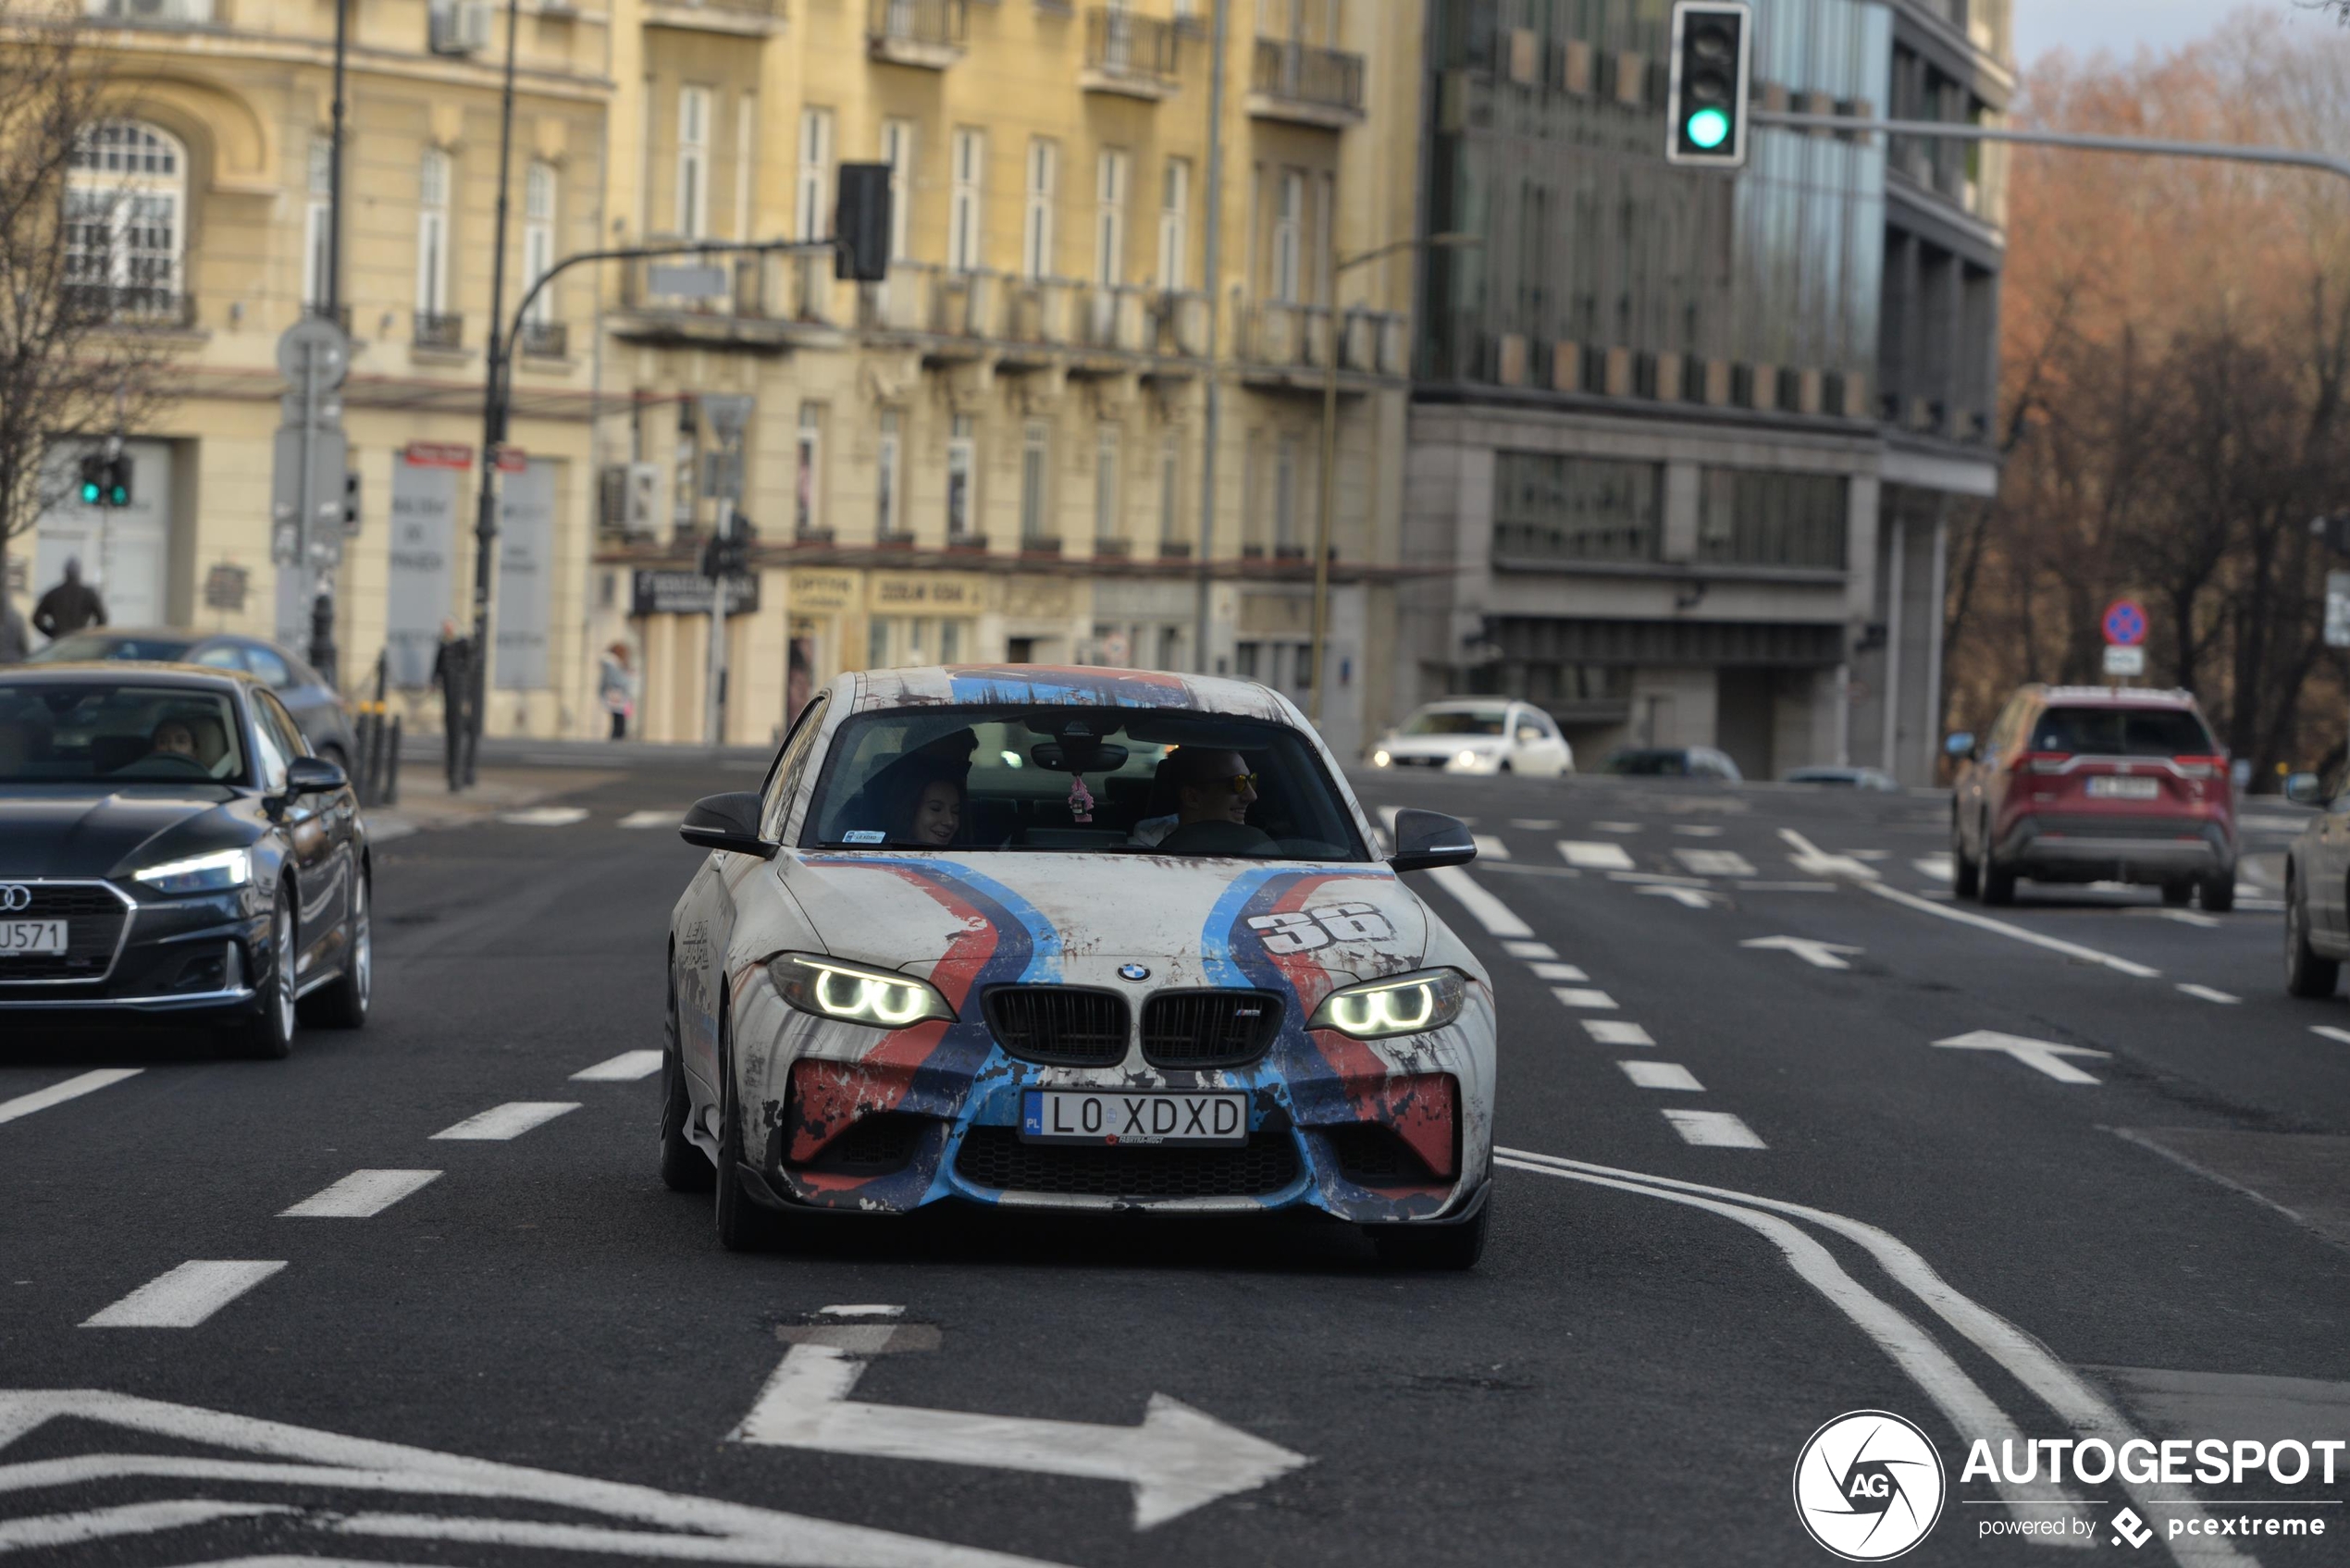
[0,2,175,607]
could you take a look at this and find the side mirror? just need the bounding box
[1388,807,1476,873]
[1944,731,1976,760]
[2285,772,2324,806]
[680,791,776,858]
[284,756,347,795]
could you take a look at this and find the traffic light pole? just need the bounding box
[1750,111,2350,185]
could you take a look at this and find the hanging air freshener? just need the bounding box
[1067,775,1095,823]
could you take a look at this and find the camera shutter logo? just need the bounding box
[1792,1410,1946,1561]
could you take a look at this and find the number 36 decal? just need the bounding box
[1245,901,1397,954]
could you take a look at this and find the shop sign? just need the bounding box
[870,572,985,611]
[787,569,859,611]
[632,568,762,617]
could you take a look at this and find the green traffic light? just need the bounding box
[80,483,101,504]
[1686,106,1731,151]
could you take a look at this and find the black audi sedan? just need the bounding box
[0,665,370,1056]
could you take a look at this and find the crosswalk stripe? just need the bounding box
[617,809,681,829]
[279,1169,441,1218]
[430,1102,580,1141]
[1470,833,1511,860]
[572,1050,664,1081]
[499,807,590,827]
[1662,1109,1767,1149]
[1674,848,1756,877]
[0,1068,142,1128]
[1558,840,1635,870]
[81,1261,286,1328]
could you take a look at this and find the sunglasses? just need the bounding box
[1217,772,1260,795]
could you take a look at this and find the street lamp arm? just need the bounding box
[1750,112,2350,183]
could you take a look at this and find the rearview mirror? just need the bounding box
[680,791,776,858]
[284,756,346,795]
[2285,772,2324,806]
[1944,731,1975,760]
[1388,808,1476,873]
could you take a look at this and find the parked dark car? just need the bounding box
[29,628,358,772]
[1599,747,1743,781]
[0,665,371,1056]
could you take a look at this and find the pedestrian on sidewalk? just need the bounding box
[599,642,636,741]
[431,620,473,790]
[31,557,105,641]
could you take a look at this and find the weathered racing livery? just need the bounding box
[663,666,1496,1266]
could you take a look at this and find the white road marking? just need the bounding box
[1507,818,1560,831]
[1674,848,1756,877]
[617,809,682,829]
[1470,833,1511,860]
[732,1334,1309,1530]
[429,1102,580,1142]
[2312,1026,2350,1045]
[1862,880,2163,978]
[1637,884,1717,908]
[1669,823,1725,837]
[1502,940,1556,959]
[498,807,591,827]
[1619,1061,1703,1091]
[2174,983,2239,1005]
[1583,1019,1654,1045]
[0,1068,142,1128]
[1558,840,1635,870]
[819,1304,907,1317]
[1609,870,1707,885]
[1779,828,1882,881]
[279,1170,441,1219]
[1552,987,1617,1010]
[1659,1110,1767,1149]
[1739,935,1862,970]
[2127,908,2220,929]
[81,1261,287,1328]
[1527,962,1588,982]
[1590,821,1642,833]
[1480,863,1582,881]
[1425,866,1534,939]
[1737,880,1839,893]
[1914,854,1954,883]
[1848,849,1891,861]
[1933,1030,2110,1085]
[2239,813,2308,833]
[572,1050,664,1081]
[0,1389,1079,1567]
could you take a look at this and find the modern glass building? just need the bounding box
[1399,0,2009,782]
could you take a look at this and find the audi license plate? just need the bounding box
[2086,776,2160,799]
[1020,1089,1247,1147]
[0,920,67,956]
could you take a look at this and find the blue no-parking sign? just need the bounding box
[2102,599,2147,647]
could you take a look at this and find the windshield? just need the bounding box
[29,632,196,664]
[2031,707,2215,757]
[804,705,1368,859]
[1400,708,1508,737]
[0,682,247,784]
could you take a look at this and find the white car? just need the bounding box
[662,666,1498,1268]
[1369,699,1574,777]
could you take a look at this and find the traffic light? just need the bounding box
[701,513,757,579]
[342,471,362,536]
[104,452,131,508]
[77,453,106,505]
[834,163,893,283]
[1665,1,1751,168]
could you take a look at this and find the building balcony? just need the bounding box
[1076,286,1149,355]
[644,0,783,34]
[67,282,197,330]
[85,0,222,23]
[1082,8,1181,100]
[1247,37,1366,128]
[518,319,569,358]
[413,311,464,351]
[1002,277,1075,353]
[868,0,966,68]
[1241,302,1405,387]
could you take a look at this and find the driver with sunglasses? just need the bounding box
[1144,747,1273,856]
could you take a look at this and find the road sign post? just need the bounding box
[272,317,351,681]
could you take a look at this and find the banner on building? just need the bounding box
[494,458,556,690]
[629,569,761,617]
[386,456,459,689]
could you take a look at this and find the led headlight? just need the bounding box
[1454,749,1480,767]
[770,953,955,1029]
[131,846,252,895]
[1372,748,1391,767]
[1308,968,1467,1040]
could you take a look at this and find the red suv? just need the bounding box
[1949,685,2236,910]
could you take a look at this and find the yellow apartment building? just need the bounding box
[11,0,1422,758]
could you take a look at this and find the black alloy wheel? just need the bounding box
[232,890,299,1059]
[303,865,370,1028]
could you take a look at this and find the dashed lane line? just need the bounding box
[1558,840,1636,870]
[572,1050,664,1081]
[1637,884,1717,908]
[80,1261,286,1329]
[2129,908,2220,929]
[1620,1061,1703,1092]
[429,1102,581,1142]
[1589,821,1642,833]
[278,1169,443,1219]
[2174,983,2240,1005]
[617,809,683,829]
[2313,1026,2350,1045]
[1506,818,1560,831]
[1425,866,1534,939]
[0,1068,142,1128]
[1736,880,1837,893]
[1551,987,1617,1010]
[1861,880,2163,979]
[1674,848,1756,877]
[1502,940,1556,959]
[1583,1019,1654,1046]
[1527,962,1589,982]
[498,808,592,827]
[1659,1109,1768,1149]
[1668,824,1725,838]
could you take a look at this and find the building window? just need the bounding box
[795,403,824,536]
[1158,437,1181,544]
[868,617,890,671]
[876,409,902,537]
[1234,641,1259,680]
[676,86,711,238]
[66,119,187,314]
[414,148,451,317]
[946,414,976,537]
[1273,433,1298,550]
[522,161,556,325]
[303,136,333,308]
[880,117,915,262]
[796,106,833,241]
[1698,469,1849,569]
[1020,419,1050,541]
[1095,149,1128,288]
[1271,169,1303,303]
[1023,138,1058,280]
[1094,425,1121,540]
[1157,156,1189,290]
[1492,453,1664,562]
[940,620,963,663]
[734,93,757,240]
[948,129,984,273]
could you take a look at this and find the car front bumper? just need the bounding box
[0,884,274,1017]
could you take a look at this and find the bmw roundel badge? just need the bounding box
[1119,964,1150,982]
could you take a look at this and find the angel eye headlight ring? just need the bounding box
[772,954,954,1030]
[1308,969,1467,1040]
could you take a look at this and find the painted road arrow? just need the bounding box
[732,1316,1311,1529]
[1740,935,1863,969]
[1778,828,1880,881]
[1932,1029,2112,1084]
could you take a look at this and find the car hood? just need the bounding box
[0,786,250,880]
[776,850,1432,990]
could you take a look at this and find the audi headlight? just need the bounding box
[131,846,252,895]
[769,953,955,1029]
[1308,969,1467,1039]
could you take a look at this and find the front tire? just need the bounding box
[2161,882,2194,907]
[2200,874,2236,914]
[1367,1195,1490,1270]
[1980,859,2017,907]
[303,866,370,1028]
[232,891,299,1059]
[1951,820,1981,899]
[2286,878,2339,998]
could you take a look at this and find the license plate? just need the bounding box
[0,920,66,956]
[2086,777,2160,799]
[1020,1089,1247,1147]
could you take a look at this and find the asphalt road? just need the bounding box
[4,760,2344,1568]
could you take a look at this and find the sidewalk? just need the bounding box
[365,765,621,843]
